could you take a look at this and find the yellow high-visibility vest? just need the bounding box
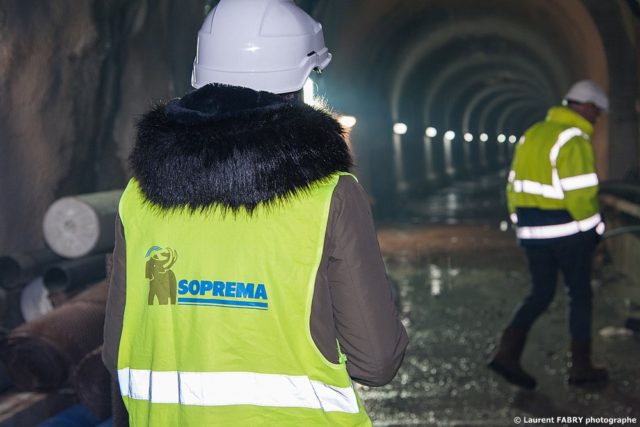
[117,174,371,426]
[507,106,603,240]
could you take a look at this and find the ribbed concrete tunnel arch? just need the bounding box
[300,0,635,216]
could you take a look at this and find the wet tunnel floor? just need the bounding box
[361,173,640,426]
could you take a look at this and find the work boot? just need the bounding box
[487,326,537,389]
[568,340,609,386]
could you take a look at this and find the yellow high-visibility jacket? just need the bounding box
[507,106,603,244]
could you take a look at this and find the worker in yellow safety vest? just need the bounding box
[489,80,609,390]
[102,1,408,425]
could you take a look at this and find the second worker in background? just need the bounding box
[489,80,609,390]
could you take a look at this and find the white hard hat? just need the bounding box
[191,0,332,94]
[564,80,609,111]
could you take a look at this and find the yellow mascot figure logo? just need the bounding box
[145,246,178,305]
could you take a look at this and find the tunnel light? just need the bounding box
[425,127,438,138]
[303,78,316,106]
[509,135,517,144]
[497,134,507,143]
[480,133,489,142]
[338,115,357,129]
[463,132,473,142]
[393,123,408,135]
[444,130,456,140]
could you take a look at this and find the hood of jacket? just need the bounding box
[130,84,351,213]
[546,106,594,137]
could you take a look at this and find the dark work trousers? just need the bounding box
[510,231,598,341]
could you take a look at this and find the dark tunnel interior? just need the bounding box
[0,0,639,425]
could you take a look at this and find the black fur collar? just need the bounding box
[130,84,351,212]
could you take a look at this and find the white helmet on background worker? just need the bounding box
[191,0,332,94]
[563,80,609,111]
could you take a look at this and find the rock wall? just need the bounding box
[584,0,640,181]
[0,0,205,254]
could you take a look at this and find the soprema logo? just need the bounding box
[144,246,269,310]
[145,246,178,305]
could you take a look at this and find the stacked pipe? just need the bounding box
[0,250,65,328]
[0,250,63,392]
[0,190,122,421]
[0,249,63,289]
[72,347,112,420]
[42,191,122,259]
[43,254,111,309]
[0,191,122,322]
[1,281,108,391]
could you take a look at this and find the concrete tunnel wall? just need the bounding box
[313,0,638,215]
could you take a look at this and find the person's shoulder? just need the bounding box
[334,174,367,202]
[524,120,567,145]
[336,174,360,188]
[328,174,373,222]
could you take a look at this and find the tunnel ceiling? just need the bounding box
[309,0,608,138]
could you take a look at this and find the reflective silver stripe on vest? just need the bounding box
[558,173,599,191]
[549,128,585,167]
[118,368,360,413]
[511,128,595,199]
[516,213,602,240]
[512,180,563,199]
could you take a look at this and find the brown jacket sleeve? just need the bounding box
[315,175,408,386]
[102,212,126,381]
